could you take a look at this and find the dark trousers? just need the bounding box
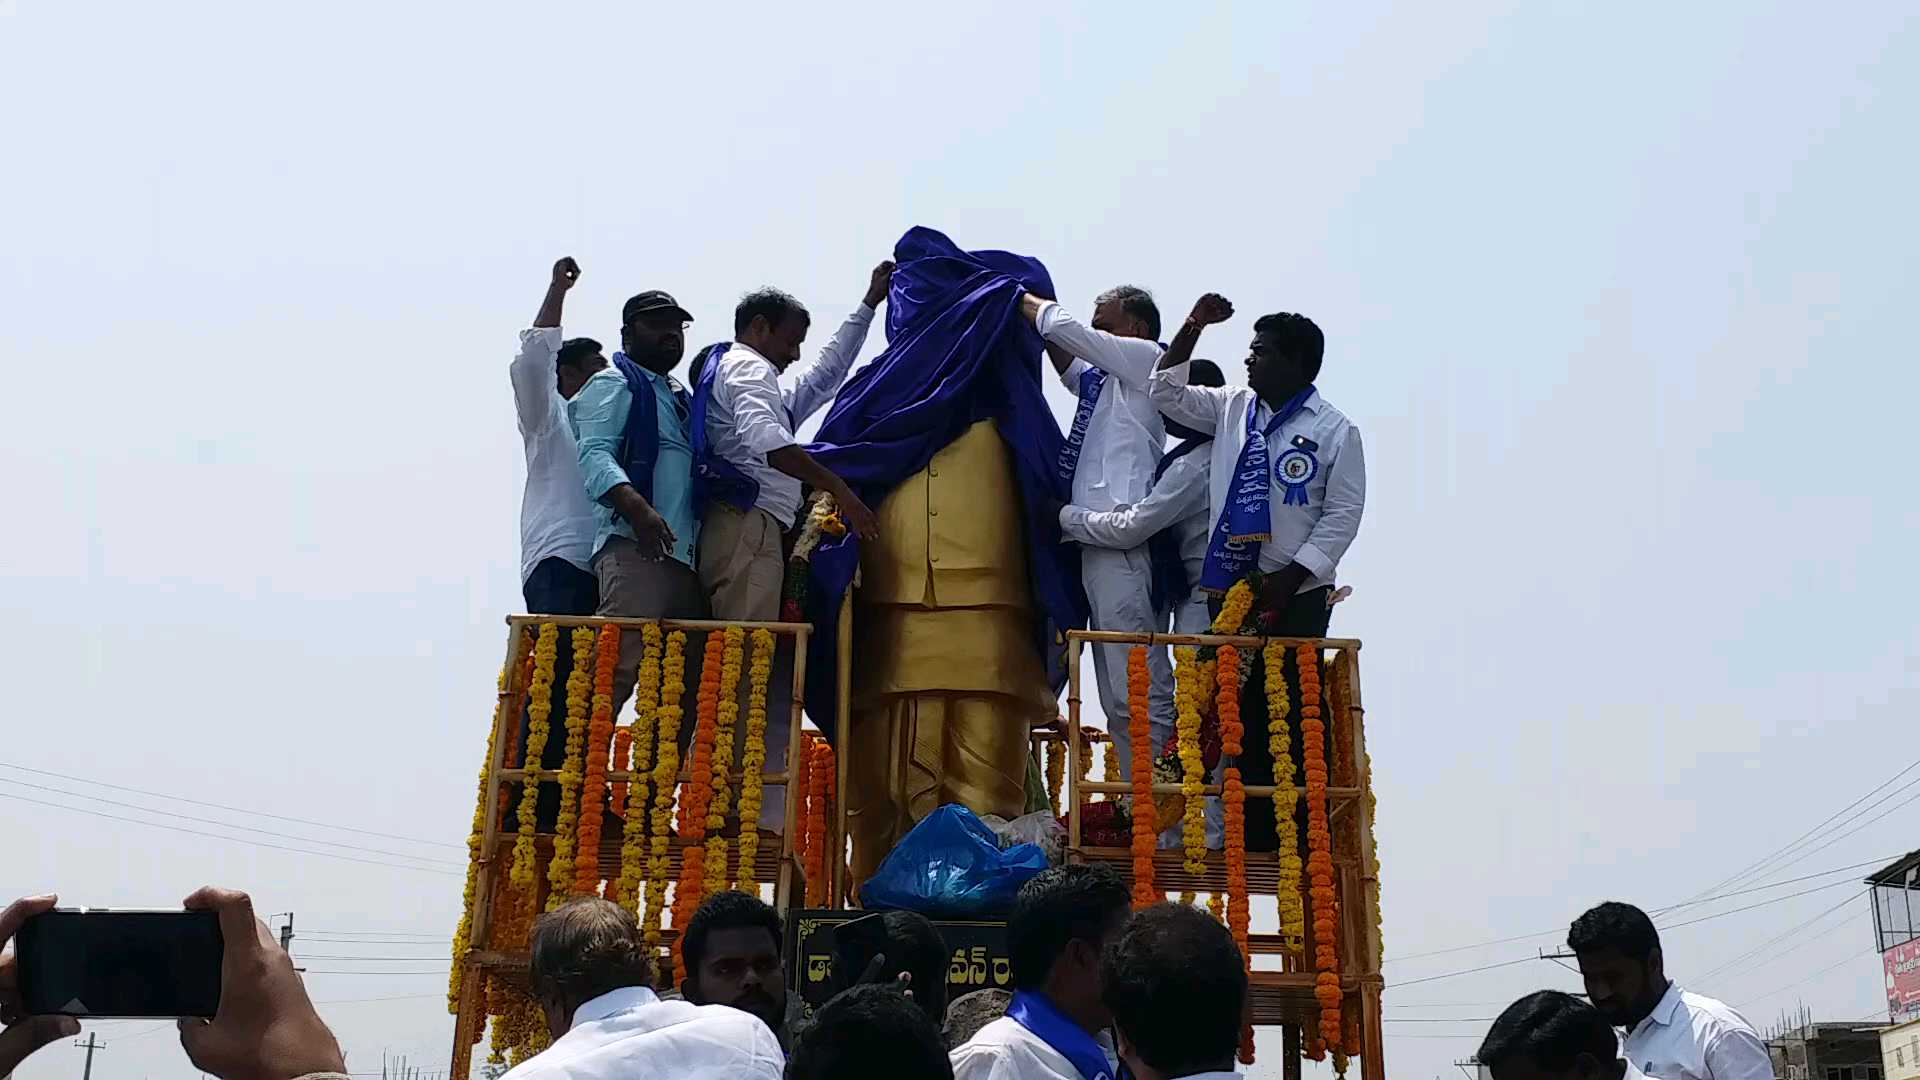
[516,557,599,830]
[1233,585,1333,852]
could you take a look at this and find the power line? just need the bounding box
[1735,946,1880,1008]
[0,760,459,849]
[0,776,462,869]
[1691,888,1869,987]
[1391,957,1538,988]
[0,791,461,877]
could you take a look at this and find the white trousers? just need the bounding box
[1083,546,1174,781]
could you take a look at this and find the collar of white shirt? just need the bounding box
[573,985,656,1027]
[1254,387,1324,421]
[1639,982,1684,1032]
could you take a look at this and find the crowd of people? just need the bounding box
[0,883,1775,1079]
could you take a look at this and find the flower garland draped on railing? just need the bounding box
[1265,640,1304,955]
[449,629,532,1011]
[672,631,726,982]
[644,630,686,953]
[736,628,774,885]
[511,625,560,892]
[1127,646,1157,908]
[1045,733,1065,817]
[1101,740,1119,801]
[805,738,835,907]
[614,624,662,909]
[704,626,745,896]
[572,626,620,896]
[1174,647,1207,875]
[546,628,596,909]
[1299,643,1341,1053]
[1217,644,1253,1065]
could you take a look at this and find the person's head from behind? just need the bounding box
[681,890,787,1037]
[1568,901,1664,1028]
[619,290,692,376]
[1092,285,1160,342]
[1246,312,1323,406]
[881,910,952,1022]
[734,287,810,370]
[688,341,728,390]
[1478,991,1629,1080]
[1101,902,1245,1080]
[1007,863,1130,1027]
[789,984,953,1080]
[555,336,607,401]
[528,898,652,1040]
[1164,358,1225,441]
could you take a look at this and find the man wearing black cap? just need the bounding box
[568,277,710,637]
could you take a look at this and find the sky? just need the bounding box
[3,1,1918,1077]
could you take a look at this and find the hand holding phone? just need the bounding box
[175,886,345,1080]
[1,894,83,1076]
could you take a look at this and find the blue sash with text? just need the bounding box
[1197,385,1316,593]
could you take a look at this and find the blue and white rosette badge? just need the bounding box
[1274,446,1318,506]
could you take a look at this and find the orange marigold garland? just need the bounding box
[511,624,560,891]
[796,732,818,899]
[449,630,532,1012]
[810,739,836,905]
[615,623,662,909]
[1266,639,1304,954]
[1217,644,1254,1064]
[672,631,725,983]
[1299,643,1341,1051]
[546,627,596,909]
[572,625,621,897]
[704,626,745,896]
[736,628,775,885]
[642,629,686,954]
[1127,646,1157,908]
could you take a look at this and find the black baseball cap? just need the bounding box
[622,290,694,326]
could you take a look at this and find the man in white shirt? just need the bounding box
[1101,902,1250,1080]
[696,272,889,622]
[1570,902,1773,1080]
[512,257,602,617]
[950,864,1129,1080]
[505,897,782,1080]
[1015,286,1173,780]
[1477,990,1651,1080]
[1149,293,1366,853]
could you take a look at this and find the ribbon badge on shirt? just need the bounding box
[1198,384,1317,594]
[1274,445,1318,506]
[1056,366,1107,483]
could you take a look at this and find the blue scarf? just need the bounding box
[686,341,761,514]
[1146,435,1212,613]
[798,226,1088,731]
[1006,991,1114,1080]
[609,352,690,506]
[1197,385,1316,593]
[1057,366,1107,482]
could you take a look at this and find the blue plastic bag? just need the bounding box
[859,804,1050,918]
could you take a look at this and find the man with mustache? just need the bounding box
[680,891,793,1052]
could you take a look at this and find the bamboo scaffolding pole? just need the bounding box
[1070,629,1360,650]
[1078,779,1363,799]
[1066,638,1084,856]
[833,597,854,909]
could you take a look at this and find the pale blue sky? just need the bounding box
[4,2,1917,1078]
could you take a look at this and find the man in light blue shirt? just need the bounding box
[569,289,711,702]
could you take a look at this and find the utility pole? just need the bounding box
[273,912,303,973]
[75,1033,104,1080]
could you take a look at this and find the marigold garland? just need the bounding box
[546,628,596,909]
[1127,646,1157,908]
[1265,640,1305,955]
[736,628,774,885]
[673,631,726,983]
[1209,579,1255,633]
[615,623,663,909]
[1216,644,1254,1064]
[815,740,836,901]
[511,624,560,890]
[1101,740,1120,802]
[1299,643,1342,1052]
[1207,892,1224,920]
[643,630,687,952]
[704,626,745,897]
[571,625,621,896]
[449,631,531,1011]
[1045,732,1065,817]
[796,732,819,898]
[1173,647,1207,875]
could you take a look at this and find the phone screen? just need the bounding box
[830,912,890,994]
[17,910,223,1018]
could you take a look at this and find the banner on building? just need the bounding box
[1886,939,1920,1023]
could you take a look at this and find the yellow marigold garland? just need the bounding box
[1209,579,1254,633]
[736,628,774,885]
[1045,733,1065,817]
[449,630,531,1011]
[546,627,596,909]
[572,625,621,896]
[704,626,745,897]
[643,630,686,954]
[673,631,725,983]
[615,623,662,909]
[1299,643,1342,1051]
[511,624,560,890]
[1207,892,1224,920]
[1218,644,1253,1064]
[1266,639,1304,954]
[1102,740,1120,802]
[1174,647,1206,875]
[1127,646,1157,909]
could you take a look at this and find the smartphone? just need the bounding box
[830,912,890,994]
[16,909,223,1018]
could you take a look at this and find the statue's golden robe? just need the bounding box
[846,420,1056,882]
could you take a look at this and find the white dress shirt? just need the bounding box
[1058,448,1213,632]
[950,1015,1120,1080]
[499,986,783,1080]
[1036,302,1167,512]
[1149,362,1365,593]
[703,305,874,527]
[1621,984,1773,1080]
[511,327,598,582]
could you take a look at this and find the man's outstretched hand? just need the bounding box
[1188,293,1234,327]
[864,260,896,309]
[552,257,581,291]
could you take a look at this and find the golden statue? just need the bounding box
[845,420,1056,882]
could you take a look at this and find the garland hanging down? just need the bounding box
[546,627,596,909]
[1266,639,1305,955]
[573,625,621,896]
[1174,647,1207,875]
[450,629,532,1012]
[673,631,726,983]
[643,629,686,953]
[1299,643,1342,1053]
[615,623,663,909]
[735,628,774,884]
[511,624,560,890]
[1217,644,1253,1065]
[1127,646,1157,908]
[704,626,745,897]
